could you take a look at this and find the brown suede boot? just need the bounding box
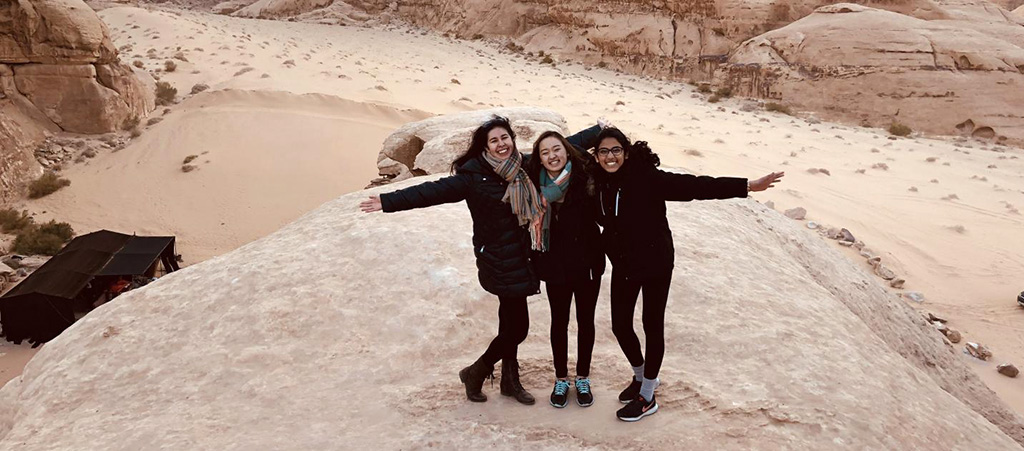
[459,357,493,402]
[500,359,536,405]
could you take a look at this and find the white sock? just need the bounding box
[632,364,644,382]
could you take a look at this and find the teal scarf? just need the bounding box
[538,161,572,251]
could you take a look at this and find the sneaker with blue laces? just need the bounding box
[550,379,570,408]
[575,377,594,407]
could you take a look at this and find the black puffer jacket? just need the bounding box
[528,134,605,285]
[381,156,539,297]
[594,161,748,281]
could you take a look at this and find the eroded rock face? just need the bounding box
[722,3,1024,144]
[0,0,153,199]
[375,107,568,183]
[0,181,1022,448]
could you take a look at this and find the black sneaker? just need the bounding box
[575,377,594,407]
[618,378,641,404]
[617,394,658,422]
[550,379,570,408]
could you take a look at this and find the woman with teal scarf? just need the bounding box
[526,130,606,409]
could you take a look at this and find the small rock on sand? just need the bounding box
[764,200,775,210]
[839,228,855,242]
[806,221,819,229]
[903,291,925,303]
[927,312,947,323]
[946,329,962,343]
[867,256,881,267]
[890,278,905,289]
[997,363,1019,378]
[784,207,806,220]
[875,265,897,280]
[965,342,992,360]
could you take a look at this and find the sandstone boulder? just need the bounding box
[999,363,1020,378]
[0,0,116,64]
[376,107,568,181]
[233,0,333,18]
[13,64,131,133]
[0,179,1022,448]
[783,207,806,220]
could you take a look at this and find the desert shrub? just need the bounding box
[889,122,912,137]
[155,81,177,106]
[765,102,792,115]
[164,60,177,72]
[714,86,733,98]
[28,173,71,199]
[181,164,197,173]
[597,61,608,68]
[12,221,74,256]
[183,155,198,164]
[698,84,712,94]
[708,94,721,103]
[132,60,144,69]
[472,34,484,40]
[0,208,32,233]
[122,115,140,131]
[541,55,553,65]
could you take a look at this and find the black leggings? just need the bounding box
[610,271,671,380]
[480,296,529,365]
[546,278,601,378]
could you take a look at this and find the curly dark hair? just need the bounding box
[593,127,660,171]
[450,116,516,174]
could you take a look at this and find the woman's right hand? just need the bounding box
[359,195,383,213]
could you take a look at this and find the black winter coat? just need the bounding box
[595,161,748,281]
[528,132,605,285]
[381,156,539,297]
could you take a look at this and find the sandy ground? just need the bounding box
[0,342,37,388]
[6,5,1023,414]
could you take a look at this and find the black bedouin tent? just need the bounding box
[0,230,180,345]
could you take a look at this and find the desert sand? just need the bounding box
[1,2,1023,442]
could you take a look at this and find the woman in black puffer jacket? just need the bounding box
[589,127,784,422]
[526,130,605,409]
[360,116,601,406]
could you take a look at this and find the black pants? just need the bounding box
[610,271,671,380]
[480,296,529,365]
[546,278,601,378]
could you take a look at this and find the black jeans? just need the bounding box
[480,296,529,365]
[610,271,671,380]
[546,278,601,378]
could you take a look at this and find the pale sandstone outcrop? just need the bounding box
[0,179,1022,448]
[376,107,568,182]
[722,4,1024,144]
[233,0,334,18]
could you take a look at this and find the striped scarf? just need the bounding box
[482,150,546,251]
[538,161,572,251]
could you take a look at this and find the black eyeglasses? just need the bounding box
[596,147,624,157]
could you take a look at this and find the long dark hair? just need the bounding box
[593,127,660,171]
[450,116,516,174]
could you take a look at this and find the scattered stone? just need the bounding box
[946,329,962,343]
[838,241,853,247]
[867,256,881,267]
[806,221,819,229]
[903,291,925,303]
[826,228,841,239]
[784,207,806,220]
[852,241,865,250]
[191,83,209,95]
[890,278,905,289]
[875,265,897,280]
[997,363,1019,378]
[965,342,992,360]
[764,201,775,210]
[839,228,855,243]
[927,312,946,323]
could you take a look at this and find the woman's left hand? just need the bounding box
[748,172,785,192]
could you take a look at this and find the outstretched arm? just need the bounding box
[360,174,471,213]
[565,122,606,152]
[656,170,784,202]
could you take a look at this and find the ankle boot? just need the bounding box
[500,359,536,405]
[459,357,493,402]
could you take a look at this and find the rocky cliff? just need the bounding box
[0,175,1022,448]
[0,0,154,201]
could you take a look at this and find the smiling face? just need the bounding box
[537,136,568,176]
[596,136,627,173]
[485,127,515,161]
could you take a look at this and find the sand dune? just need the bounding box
[28,89,430,262]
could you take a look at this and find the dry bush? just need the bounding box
[12,220,74,256]
[183,155,198,164]
[122,115,140,131]
[28,173,71,199]
[155,81,177,106]
[889,122,912,137]
[164,60,177,72]
[0,208,32,233]
[714,87,733,98]
[708,95,721,103]
[132,60,144,69]
[541,55,554,65]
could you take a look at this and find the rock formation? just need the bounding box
[374,107,568,183]
[721,3,1024,144]
[0,179,1022,448]
[0,0,154,200]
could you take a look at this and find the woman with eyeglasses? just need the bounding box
[359,116,603,406]
[589,127,783,422]
[525,128,607,409]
